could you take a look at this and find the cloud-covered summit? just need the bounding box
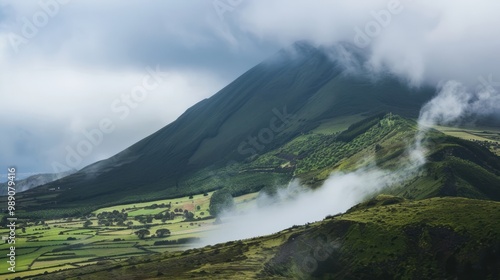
[0,0,498,177]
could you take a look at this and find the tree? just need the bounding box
[134,229,150,239]
[209,189,235,217]
[83,220,93,228]
[156,228,171,238]
[154,213,163,220]
[184,211,195,220]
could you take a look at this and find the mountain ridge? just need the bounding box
[0,169,75,196]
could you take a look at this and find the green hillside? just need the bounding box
[30,197,500,279]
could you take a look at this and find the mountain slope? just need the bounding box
[15,112,500,222]
[21,42,435,209]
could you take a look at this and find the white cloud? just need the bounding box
[1,0,500,176]
[0,57,224,173]
[234,0,500,86]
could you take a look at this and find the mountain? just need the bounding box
[32,196,500,279]
[0,170,75,196]
[5,42,500,279]
[18,42,437,214]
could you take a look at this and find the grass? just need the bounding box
[435,125,500,155]
[311,114,365,135]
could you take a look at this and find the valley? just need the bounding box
[0,191,261,278]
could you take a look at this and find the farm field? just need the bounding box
[0,191,259,279]
[311,114,366,135]
[434,126,500,156]
[434,125,500,155]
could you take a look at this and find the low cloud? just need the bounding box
[0,62,224,175]
[201,170,389,245]
[201,76,500,246]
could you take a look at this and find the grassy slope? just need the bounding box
[247,114,500,202]
[387,135,500,201]
[31,197,500,280]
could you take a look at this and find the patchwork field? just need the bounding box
[435,125,500,155]
[0,191,259,279]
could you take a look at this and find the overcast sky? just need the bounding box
[1,0,499,180]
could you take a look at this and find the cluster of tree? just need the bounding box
[97,210,128,226]
[83,220,93,228]
[135,210,195,224]
[472,139,500,150]
[153,212,176,222]
[134,228,171,239]
[134,229,150,239]
[336,113,385,142]
[153,237,199,245]
[32,226,51,231]
[184,210,195,220]
[173,209,195,220]
[156,228,171,237]
[209,189,235,217]
[135,215,154,224]
[144,202,171,210]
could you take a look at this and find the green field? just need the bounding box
[435,125,500,155]
[0,191,259,278]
